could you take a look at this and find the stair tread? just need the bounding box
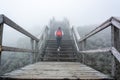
[42,39,78,62]
[45,53,77,56]
[46,48,73,49]
[43,57,78,59]
[46,46,73,48]
[44,55,77,57]
[45,51,76,52]
[45,48,75,50]
[46,45,73,46]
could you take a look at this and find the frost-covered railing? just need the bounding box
[71,17,120,79]
[34,26,49,62]
[0,14,49,64]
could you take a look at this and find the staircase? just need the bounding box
[42,40,79,62]
[1,15,118,79]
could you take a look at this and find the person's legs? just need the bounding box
[59,37,62,48]
[56,37,62,51]
[56,37,59,48]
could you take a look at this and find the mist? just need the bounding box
[0,0,120,46]
[1,0,120,78]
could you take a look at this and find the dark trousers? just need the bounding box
[56,36,62,48]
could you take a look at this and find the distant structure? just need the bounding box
[49,17,69,28]
[49,17,71,40]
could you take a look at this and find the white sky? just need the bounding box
[0,0,120,46]
[1,0,120,27]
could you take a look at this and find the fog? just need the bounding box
[0,0,120,46]
[0,0,120,76]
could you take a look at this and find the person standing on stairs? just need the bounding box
[55,27,64,51]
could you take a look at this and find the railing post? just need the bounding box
[111,26,115,77]
[35,41,39,62]
[111,55,115,77]
[111,25,120,78]
[30,39,34,63]
[83,40,86,50]
[45,26,49,40]
[81,40,86,64]
[111,26,120,52]
[0,23,3,65]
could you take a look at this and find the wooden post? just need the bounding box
[83,39,86,51]
[111,25,120,79]
[0,23,3,65]
[46,26,49,40]
[111,55,115,77]
[111,26,115,77]
[30,39,34,63]
[112,27,120,51]
[35,41,39,62]
[80,39,86,64]
[80,39,86,51]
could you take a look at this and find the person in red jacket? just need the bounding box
[55,27,64,51]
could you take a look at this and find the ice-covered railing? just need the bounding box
[0,14,49,64]
[71,17,120,79]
